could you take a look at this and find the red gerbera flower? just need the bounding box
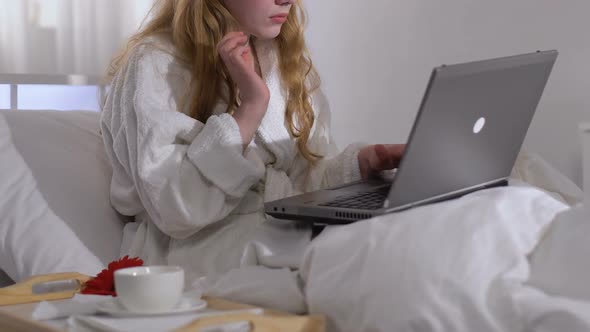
[81,256,144,297]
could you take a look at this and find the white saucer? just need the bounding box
[97,296,207,317]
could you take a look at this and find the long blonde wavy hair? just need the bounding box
[107,0,322,163]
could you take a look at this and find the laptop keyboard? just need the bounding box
[319,186,389,210]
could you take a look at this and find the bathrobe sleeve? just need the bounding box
[100,44,265,240]
[287,89,366,193]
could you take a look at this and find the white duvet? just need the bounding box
[302,184,568,331]
[206,152,590,332]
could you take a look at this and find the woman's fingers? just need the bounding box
[371,144,406,171]
[218,32,246,52]
[385,144,405,165]
[374,144,389,164]
[217,32,269,106]
[218,33,248,65]
[229,43,251,65]
[218,31,255,75]
[219,35,248,60]
[369,144,389,171]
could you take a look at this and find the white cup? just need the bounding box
[114,266,185,313]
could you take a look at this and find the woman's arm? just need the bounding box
[101,45,264,240]
[288,90,406,193]
[286,90,366,194]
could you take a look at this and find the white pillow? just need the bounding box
[0,110,127,282]
[528,206,590,301]
[511,150,584,206]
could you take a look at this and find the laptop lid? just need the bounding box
[384,50,558,210]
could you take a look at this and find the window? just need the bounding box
[1,0,154,112]
[0,85,9,109]
[1,0,154,76]
[17,85,101,112]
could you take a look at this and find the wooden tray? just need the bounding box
[0,273,325,332]
[0,272,90,306]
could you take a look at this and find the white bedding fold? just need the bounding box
[300,186,568,332]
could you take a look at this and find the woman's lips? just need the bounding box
[270,14,288,24]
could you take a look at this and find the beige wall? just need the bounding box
[305,0,590,186]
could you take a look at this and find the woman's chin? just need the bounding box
[252,28,282,41]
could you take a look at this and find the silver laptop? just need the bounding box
[265,50,558,225]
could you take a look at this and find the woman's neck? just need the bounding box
[251,38,263,78]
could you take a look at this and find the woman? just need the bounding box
[100,0,405,283]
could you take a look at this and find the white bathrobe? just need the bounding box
[100,35,364,283]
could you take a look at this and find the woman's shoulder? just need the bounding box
[130,33,179,65]
[102,33,191,117]
[121,33,191,90]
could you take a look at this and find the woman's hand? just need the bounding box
[218,32,270,148]
[358,144,406,180]
[217,32,270,108]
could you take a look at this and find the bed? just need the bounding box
[1,109,588,332]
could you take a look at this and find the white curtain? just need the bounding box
[0,0,155,76]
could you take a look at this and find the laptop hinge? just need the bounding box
[385,178,509,211]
